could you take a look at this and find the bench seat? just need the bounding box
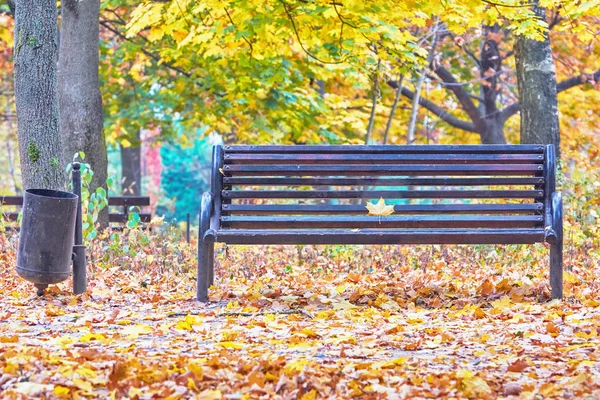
[213,228,546,245]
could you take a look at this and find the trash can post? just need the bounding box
[72,162,86,295]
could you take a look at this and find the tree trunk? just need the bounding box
[515,2,560,154]
[364,58,381,145]
[383,75,404,144]
[121,132,142,196]
[481,117,507,144]
[13,0,65,190]
[58,0,108,228]
[407,23,440,145]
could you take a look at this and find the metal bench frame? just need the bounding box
[197,144,563,302]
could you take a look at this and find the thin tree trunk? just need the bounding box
[121,130,142,196]
[383,75,404,144]
[365,58,381,144]
[14,0,65,190]
[407,23,440,145]
[515,2,560,154]
[58,0,108,227]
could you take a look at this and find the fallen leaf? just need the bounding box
[458,371,492,398]
[507,358,529,372]
[0,335,18,343]
[503,382,523,396]
[12,382,54,396]
[546,321,560,334]
[121,323,153,338]
[366,198,395,216]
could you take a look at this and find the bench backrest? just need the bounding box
[214,144,555,232]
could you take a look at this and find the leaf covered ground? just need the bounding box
[0,228,599,399]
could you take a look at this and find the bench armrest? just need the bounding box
[545,191,562,244]
[199,192,215,242]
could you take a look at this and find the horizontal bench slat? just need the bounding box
[224,153,543,165]
[1,196,151,207]
[1,212,19,221]
[224,145,545,154]
[0,196,23,206]
[215,228,546,245]
[108,196,151,206]
[221,215,543,229]
[109,213,152,223]
[223,177,545,186]
[2,212,153,224]
[221,204,544,215]
[222,164,543,176]
[222,190,543,199]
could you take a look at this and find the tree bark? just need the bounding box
[58,0,108,227]
[514,3,560,153]
[121,131,142,196]
[480,117,507,144]
[14,0,65,190]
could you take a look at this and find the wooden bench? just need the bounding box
[197,144,563,302]
[107,196,152,229]
[1,195,151,230]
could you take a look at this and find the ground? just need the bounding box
[0,231,599,399]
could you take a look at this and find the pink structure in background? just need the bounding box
[141,127,163,213]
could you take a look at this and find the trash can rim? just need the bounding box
[25,188,78,200]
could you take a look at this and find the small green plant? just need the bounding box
[126,206,142,230]
[67,152,111,241]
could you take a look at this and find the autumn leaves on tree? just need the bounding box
[103,0,600,148]
[2,1,600,157]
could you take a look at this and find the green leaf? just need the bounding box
[96,187,107,200]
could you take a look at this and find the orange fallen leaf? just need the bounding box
[546,321,560,334]
[507,358,530,372]
[0,335,18,343]
[478,279,495,296]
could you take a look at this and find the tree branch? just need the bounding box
[499,102,520,123]
[99,20,193,79]
[433,66,486,132]
[387,79,477,133]
[278,0,347,64]
[500,69,600,123]
[557,69,600,92]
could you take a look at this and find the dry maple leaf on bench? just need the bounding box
[366,197,395,217]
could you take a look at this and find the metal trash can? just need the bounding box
[16,189,78,295]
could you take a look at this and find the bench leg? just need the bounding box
[197,191,214,302]
[197,239,214,302]
[208,244,215,286]
[550,240,563,299]
[549,191,563,300]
